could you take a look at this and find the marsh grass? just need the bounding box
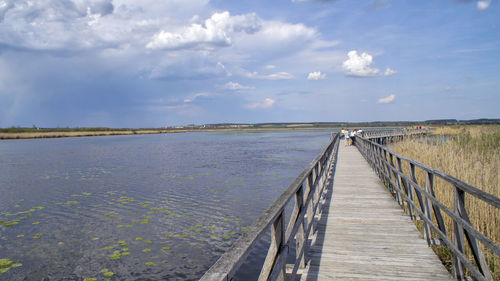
[391,125,499,279]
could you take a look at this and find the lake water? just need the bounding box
[0,130,333,280]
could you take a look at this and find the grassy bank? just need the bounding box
[390,125,500,279]
[0,129,188,139]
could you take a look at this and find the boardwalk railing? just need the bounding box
[361,128,428,144]
[201,133,340,281]
[355,135,500,281]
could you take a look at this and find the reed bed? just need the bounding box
[391,125,500,279]
[0,130,186,139]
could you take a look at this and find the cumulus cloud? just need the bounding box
[477,0,491,10]
[342,50,380,77]
[342,50,396,77]
[245,98,275,109]
[377,94,395,104]
[146,11,261,50]
[223,81,252,90]
[307,71,326,80]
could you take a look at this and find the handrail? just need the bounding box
[355,135,499,281]
[360,128,429,141]
[201,133,340,281]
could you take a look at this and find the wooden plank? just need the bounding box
[302,144,453,281]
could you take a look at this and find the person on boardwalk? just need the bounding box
[350,129,356,146]
[344,129,350,146]
[341,128,345,139]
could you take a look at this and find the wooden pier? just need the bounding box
[201,130,499,281]
[301,144,453,280]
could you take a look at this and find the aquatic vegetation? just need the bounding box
[58,242,64,246]
[16,234,24,238]
[145,261,155,266]
[110,252,121,260]
[241,227,248,232]
[229,232,237,235]
[161,246,170,250]
[101,268,114,277]
[121,252,130,256]
[222,235,230,239]
[32,233,42,239]
[91,237,99,241]
[135,237,144,240]
[31,221,40,225]
[165,234,173,238]
[83,278,97,281]
[179,234,189,238]
[142,248,152,253]
[103,246,114,250]
[0,258,22,274]
[145,240,153,244]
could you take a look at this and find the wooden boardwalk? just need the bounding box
[301,144,453,281]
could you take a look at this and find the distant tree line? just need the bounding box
[1,119,498,133]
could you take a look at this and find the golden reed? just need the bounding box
[391,125,499,279]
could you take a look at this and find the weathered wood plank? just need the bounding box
[302,145,453,281]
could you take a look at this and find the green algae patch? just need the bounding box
[135,237,144,241]
[145,261,155,266]
[103,246,114,250]
[101,268,114,277]
[32,233,42,239]
[83,278,97,281]
[142,248,152,253]
[16,234,25,238]
[121,252,131,256]
[0,258,22,275]
[161,246,171,250]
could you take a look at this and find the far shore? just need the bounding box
[0,126,343,140]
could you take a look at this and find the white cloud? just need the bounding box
[377,94,395,104]
[262,72,294,80]
[245,98,275,109]
[307,71,326,80]
[223,81,252,90]
[245,71,294,80]
[477,0,491,11]
[342,50,396,77]
[342,50,380,77]
[384,67,397,76]
[146,11,261,50]
[264,65,276,69]
[184,92,210,103]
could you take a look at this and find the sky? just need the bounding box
[0,0,498,127]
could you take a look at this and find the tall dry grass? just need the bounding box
[391,125,500,279]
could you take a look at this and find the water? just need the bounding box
[0,130,332,280]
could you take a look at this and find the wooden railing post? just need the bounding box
[396,157,414,219]
[454,186,494,281]
[423,172,435,244]
[259,212,285,281]
[453,186,466,280]
[295,186,306,269]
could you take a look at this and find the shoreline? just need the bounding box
[0,127,343,140]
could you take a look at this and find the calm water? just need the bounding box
[0,130,332,280]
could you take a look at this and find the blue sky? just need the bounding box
[0,0,498,127]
